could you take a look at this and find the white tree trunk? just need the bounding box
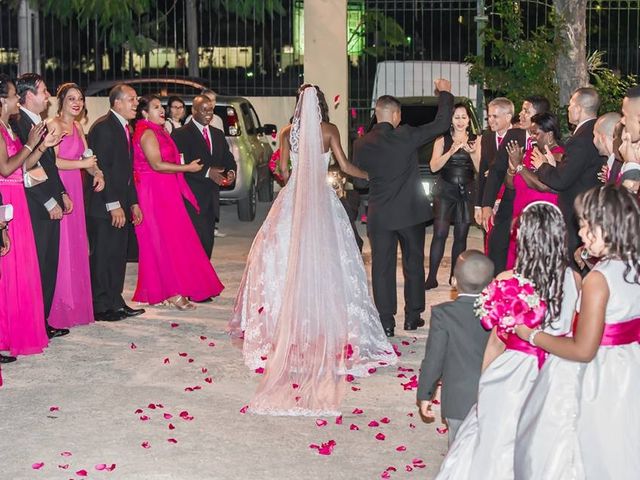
[186,0,199,77]
[554,0,589,105]
[17,0,41,75]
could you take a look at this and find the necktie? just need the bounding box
[496,135,504,147]
[124,124,131,147]
[526,136,533,151]
[203,127,211,152]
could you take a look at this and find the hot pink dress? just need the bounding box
[0,124,48,355]
[48,124,94,328]
[132,120,223,304]
[506,145,564,269]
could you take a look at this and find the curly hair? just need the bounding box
[0,73,13,98]
[135,94,161,120]
[576,184,640,284]
[296,84,330,123]
[515,202,568,328]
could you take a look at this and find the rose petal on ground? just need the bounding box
[412,458,424,464]
[292,383,299,389]
[386,466,397,472]
[368,367,377,374]
[240,405,249,414]
[170,322,179,328]
[208,342,216,347]
[315,419,328,427]
[436,426,448,435]
[130,342,137,349]
[58,464,69,469]
[345,374,355,383]
[204,377,213,384]
[349,424,359,431]
[188,359,194,363]
[254,367,264,374]
[409,423,416,429]
[392,344,402,357]
[201,367,208,374]
[352,408,363,415]
[163,413,173,419]
[167,438,178,444]
[351,386,361,392]
[134,409,143,414]
[163,358,170,364]
[32,462,44,470]
[395,445,407,452]
[368,420,379,427]
[407,412,414,417]
[141,441,151,449]
[105,464,117,472]
[401,340,410,346]
[375,432,386,441]
[405,465,413,472]
[381,472,391,479]
[199,335,207,340]
[156,403,164,408]
[147,403,156,409]
[169,423,175,430]
[178,352,188,357]
[76,469,88,476]
[397,373,406,378]
[335,415,343,425]
[95,464,107,471]
[258,306,264,314]
[380,417,391,424]
[60,451,73,457]
[49,406,59,412]
[139,415,150,421]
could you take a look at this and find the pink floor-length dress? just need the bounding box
[0,124,48,355]
[131,120,223,304]
[506,145,563,269]
[48,123,94,328]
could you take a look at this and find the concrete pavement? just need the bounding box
[0,200,483,480]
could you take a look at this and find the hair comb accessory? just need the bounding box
[522,200,562,215]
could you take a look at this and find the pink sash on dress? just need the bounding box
[600,317,640,346]
[500,331,547,368]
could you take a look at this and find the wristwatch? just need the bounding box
[515,164,524,174]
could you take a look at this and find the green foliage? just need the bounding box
[347,10,409,58]
[467,0,563,110]
[205,0,286,23]
[588,50,638,113]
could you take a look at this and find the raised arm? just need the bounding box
[409,87,455,148]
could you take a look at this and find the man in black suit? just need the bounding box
[481,95,550,274]
[353,79,453,337]
[172,95,236,260]
[0,193,16,363]
[87,84,144,322]
[11,73,70,338]
[534,87,603,270]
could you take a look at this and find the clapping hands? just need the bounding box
[506,140,524,170]
[531,146,556,169]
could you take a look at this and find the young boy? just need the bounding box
[417,250,494,445]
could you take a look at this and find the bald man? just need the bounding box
[534,87,603,272]
[593,112,623,184]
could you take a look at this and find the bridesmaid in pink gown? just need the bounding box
[48,84,105,328]
[0,75,61,356]
[132,95,223,309]
[505,112,564,269]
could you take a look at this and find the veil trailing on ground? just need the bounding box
[229,86,396,416]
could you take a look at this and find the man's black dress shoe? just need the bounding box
[404,318,426,331]
[383,326,395,338]
[95,310,125,322]
[47,327,70,338]
[0,353,17,363]
[117,305,145,317]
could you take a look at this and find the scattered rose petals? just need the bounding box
[49,406,59,412]
[407,412,414,417]
[105,464,117,472]
[167,438,178,444]
[32,462,44,470]
[436,426,448,435]
[386,467,397,472]
[315,419,328,427]
[309,439,336,455]
[204,377,213,384]
[163,413,173,419]
[188,358,194,363]
[170,322,179,328]
[381,472,391,479]
[401,340,410,346]
[163,358,170,364]
[375,432,386,441]
[292,383,299,389]
[295,396,301,402]
[380,417,391,424]
[178,352,188,357]
[349,424,359,431]
[76,469,88,476]
[260,356,267,361]
[254,367,264,374]
[345,374,355,383]
[240,405,249,414]
[398,366,414,372]
[368,367,377,374]
[141,441,151,449]
[401,375,419,391]
[412,458,425,465]
[344,344,354,359]
[201,367,208,374]
[368,420,379,427]
[130,342,137,349]
[208,342,216,347]
[199,335,207,340]
[405,465,413,472]
[258,306,264,314]
[397,373,406,378]
[335,415,343,425]
[409,423,416,429]
[134,408,143,414]
[169,423,175,430]
[95,464,107,471]
[147,404,157,409]
[58,464,69,469]
[139,415,150,421]
[351,386,361,392]
[60,452,73,457]
[352,408,364,415]
[396,445,407,452]
[393,344,402,357]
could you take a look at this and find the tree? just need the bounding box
[553,0,589,105]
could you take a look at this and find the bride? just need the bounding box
[228,84,397,416]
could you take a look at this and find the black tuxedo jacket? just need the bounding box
[10,111,66,219]
[171,121,236,219]
[476,130,498,207]
[353,91,454,231]
[481,128,527,208]
[87,112,138,220]
[537,118,602,248]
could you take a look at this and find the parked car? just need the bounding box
[365,96,481,204]
[85,77,277,221]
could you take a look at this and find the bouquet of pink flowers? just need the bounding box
[474,274,547,334]
[269,149,291,186]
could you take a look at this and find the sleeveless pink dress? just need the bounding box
[48,123,94,328]
[506,145,563,270]
[131,120,223,304]
[0,124,48,355]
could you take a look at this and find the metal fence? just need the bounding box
[0,0,638,131]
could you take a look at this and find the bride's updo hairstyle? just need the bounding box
[296,84,329,123]
[135,94,161,121]
[576,184,640,284]
[515,201,567,328]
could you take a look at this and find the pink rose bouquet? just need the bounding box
[269,149,291,186]
[474,275,547,334]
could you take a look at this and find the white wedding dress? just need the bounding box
[228,87,397,416]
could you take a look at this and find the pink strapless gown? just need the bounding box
[131,120,224,304]
[506,146,563,269]
[48,124,94,328]
[0,124,48,355]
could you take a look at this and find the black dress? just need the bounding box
[433,134,476,225]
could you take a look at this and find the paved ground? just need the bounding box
[0,199,483,480]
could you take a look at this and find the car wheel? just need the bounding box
[257,174,274,202]
[238,177,257,221]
